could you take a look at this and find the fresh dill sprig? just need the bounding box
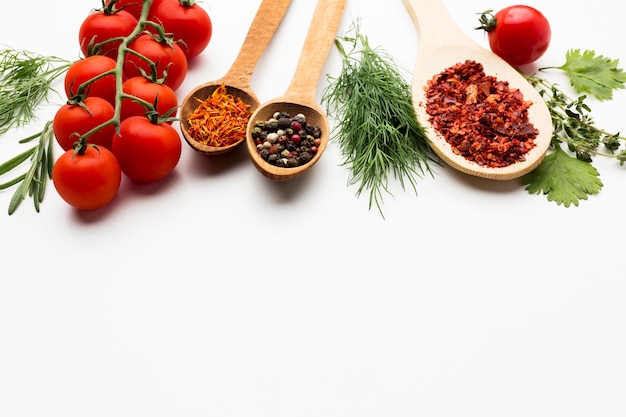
[0,120,55,215]
[0,48,72,136]
[322,23,437,218]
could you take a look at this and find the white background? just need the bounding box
[1,0,625,416]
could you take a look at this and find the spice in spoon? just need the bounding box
[424,60,538,168]
[186,84,251,147]
[250,112,322,168]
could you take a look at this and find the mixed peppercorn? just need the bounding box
[250,112,322,168]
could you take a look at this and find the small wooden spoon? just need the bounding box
[246,0,347,181]
[402,0,553,180]
[179,0,292,156]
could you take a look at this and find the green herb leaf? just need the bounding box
[0,145,37,175]
[557,49,626,101]
[0,173,26,191]
[523,145,602,207]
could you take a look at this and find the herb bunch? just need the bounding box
[522,49,626,207]
[322,24,437,218]
[0,49,71,136]
[0,48,70,215]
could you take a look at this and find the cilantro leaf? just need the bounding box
[523,145,603,207]
[558,49,626,101]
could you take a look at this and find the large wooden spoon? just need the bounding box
[403,0,553,180]
[246,0,347,181]
[179,0,292,156]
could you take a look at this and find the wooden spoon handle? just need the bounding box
[223,0,293,87]
[402,0,470,52]
[284,0,347,101]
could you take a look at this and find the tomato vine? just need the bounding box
[0,0,182,214]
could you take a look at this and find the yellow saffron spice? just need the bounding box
[187,84,252,147]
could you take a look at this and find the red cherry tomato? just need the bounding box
[53,96,116,151]
[78,8,138,58]
[111,115,182,182]
[123,33,188,91]
[477,5,551,67]
[52,145,122,210]
[148,0,212,60]
[120,76,179,123]
[64,55,122,106]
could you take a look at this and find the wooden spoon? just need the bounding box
[179,0,292,156]
[402,0,553,180]
[246,0,347,181]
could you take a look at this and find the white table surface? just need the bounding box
[1,1,624,416]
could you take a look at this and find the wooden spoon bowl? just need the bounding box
[180,84,258,156]
[246,100,329,181]
[179,0,292,156]
[246,0,347,181]
[402,0,553,180]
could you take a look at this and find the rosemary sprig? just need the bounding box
[0,48,72,136]
[322,23,437,218]
[0,120,55,215]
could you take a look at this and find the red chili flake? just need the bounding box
[424,60,538,168]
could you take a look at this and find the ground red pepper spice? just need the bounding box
[187,84,251,147]
[424,60,538,168]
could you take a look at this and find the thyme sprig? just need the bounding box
[322,23,437,218]
[0,48,71,136]
[522,72,626,163]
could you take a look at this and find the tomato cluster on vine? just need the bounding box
[51,0,212,211]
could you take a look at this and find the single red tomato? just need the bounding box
[477,5,551,67]
[124,33,188,91]
[79,8,138,58]
[53,96,116,151]
[52,145,122,210]
[111,115,182,182]
[120,76,179,123]
[148,0,212,60]
[64,55,122,106]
